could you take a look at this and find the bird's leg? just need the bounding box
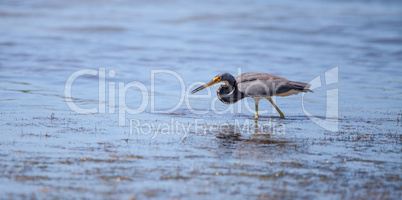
[254,98,260,119]
[254,118,259,134]
[266,97,285,118]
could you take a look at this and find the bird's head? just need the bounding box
[191,72,235,94]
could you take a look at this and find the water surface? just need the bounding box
[0,0,401,199]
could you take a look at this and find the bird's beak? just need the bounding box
[191,77,221,94]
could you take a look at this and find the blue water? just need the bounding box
[0,0,401,199]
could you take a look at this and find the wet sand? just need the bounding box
[1,111,400,199]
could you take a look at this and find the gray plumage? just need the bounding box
[236,73,312,97]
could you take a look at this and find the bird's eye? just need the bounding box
[214,77,222,82]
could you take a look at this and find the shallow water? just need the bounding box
[1,0,401,199]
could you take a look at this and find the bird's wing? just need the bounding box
[235,73,289,83]
[236,73,311,97]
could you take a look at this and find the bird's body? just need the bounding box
[191,72,312,118]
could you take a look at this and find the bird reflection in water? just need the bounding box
[215,119,288,146]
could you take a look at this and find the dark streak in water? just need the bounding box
[58,26,127,33]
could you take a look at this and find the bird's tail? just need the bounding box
[291,81,313,93]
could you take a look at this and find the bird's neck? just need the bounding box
[217,82,245,104]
